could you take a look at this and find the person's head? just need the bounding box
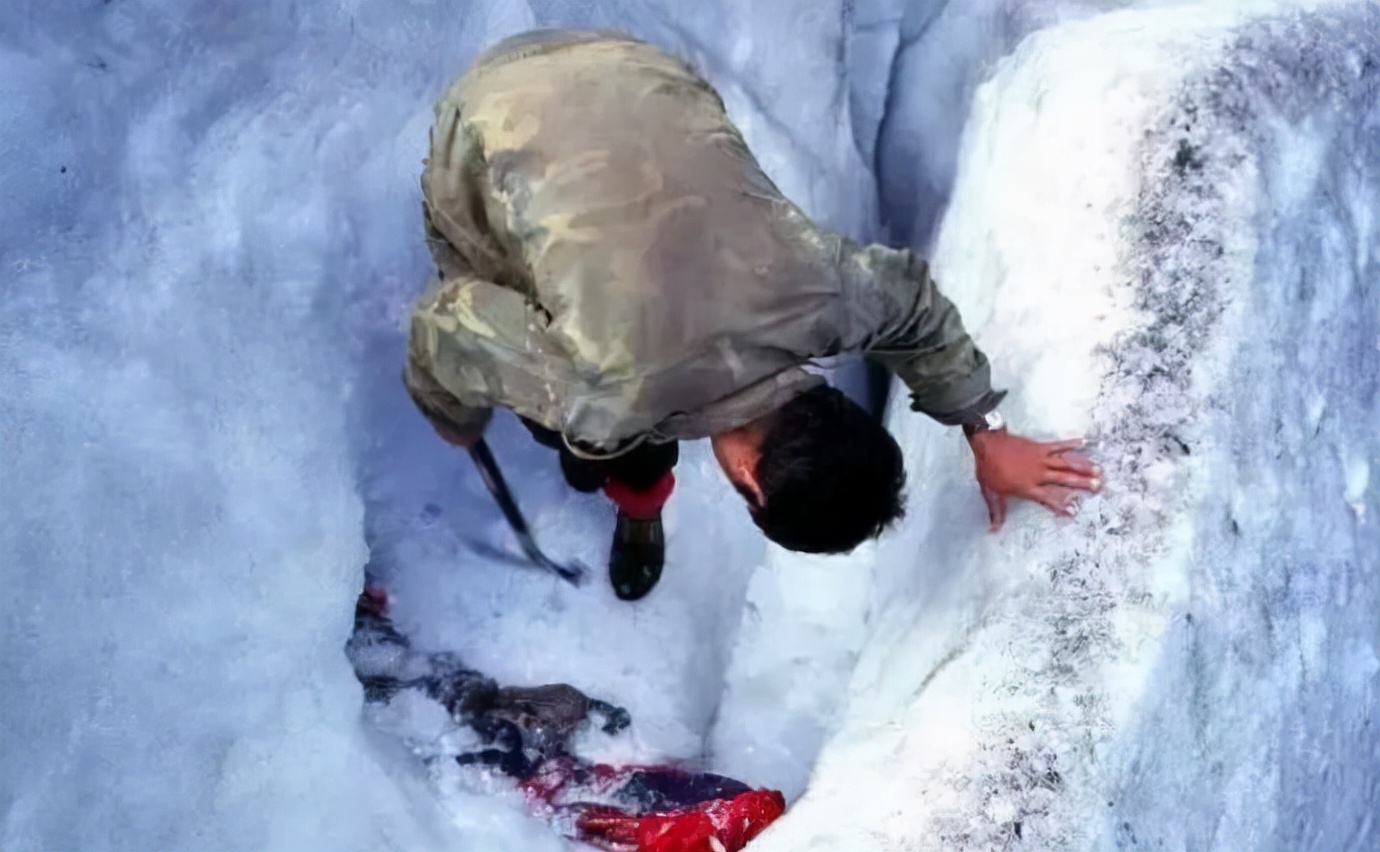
[710,385,906,554]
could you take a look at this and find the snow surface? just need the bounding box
[2,1,1377,851]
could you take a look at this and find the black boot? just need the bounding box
[609,512,664,601]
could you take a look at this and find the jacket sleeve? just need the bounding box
[841,243,1006,426]
[404,274,496,437]
[405,264,578,436]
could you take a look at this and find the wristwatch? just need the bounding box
[962,409,1006,437]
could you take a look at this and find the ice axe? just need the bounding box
[467,439,585,585]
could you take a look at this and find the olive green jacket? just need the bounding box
[405,30,1002,457]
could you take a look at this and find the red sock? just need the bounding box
[604,472,675,520]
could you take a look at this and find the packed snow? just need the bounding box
[2,1,1376,851]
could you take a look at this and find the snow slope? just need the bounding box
[2,1,1377,851]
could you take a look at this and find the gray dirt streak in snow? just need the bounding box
[922,61,1246,852]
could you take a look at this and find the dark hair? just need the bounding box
[741,385,906,554]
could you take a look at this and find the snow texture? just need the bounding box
[1,1,1377,851]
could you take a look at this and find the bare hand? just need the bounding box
[967,430,1102,531]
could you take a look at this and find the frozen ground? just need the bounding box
[2,1,1377,851]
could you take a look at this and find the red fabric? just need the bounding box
[604,471,675,520]
[576,789,786,852]
[518,756,625,808]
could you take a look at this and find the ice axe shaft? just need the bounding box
[468,439,584,585]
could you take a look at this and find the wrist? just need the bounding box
[962,409,1007,438]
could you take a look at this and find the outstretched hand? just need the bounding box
[967,429,1102,531]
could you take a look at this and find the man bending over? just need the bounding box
[405,30,1102,600]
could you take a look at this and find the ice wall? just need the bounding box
[864,0,1142,249]
[0,2,547,850]
[742,3,1380,849]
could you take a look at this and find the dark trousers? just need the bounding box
[518,418,678,494]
